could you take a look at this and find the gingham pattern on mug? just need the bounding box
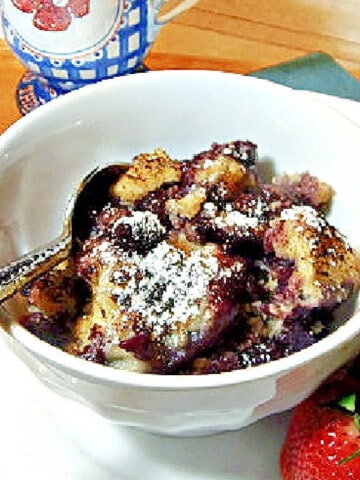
[1,0,151,91]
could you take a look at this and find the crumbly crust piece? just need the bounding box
[264,205,360,306]
[111,149,181,204]
[25,260,79,317]
[165,187,207,220]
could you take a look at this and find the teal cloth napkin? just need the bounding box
[250,52,360,102]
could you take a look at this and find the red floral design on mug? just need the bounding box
[11,0,90,31]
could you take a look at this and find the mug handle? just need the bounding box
[156,0,198,24]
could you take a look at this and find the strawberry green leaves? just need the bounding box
[337,393,360,465]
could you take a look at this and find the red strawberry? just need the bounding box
[11,0,42,13]
[280,371,360,480]
[33,0,71,31]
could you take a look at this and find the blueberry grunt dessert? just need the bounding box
[17,141,360,374]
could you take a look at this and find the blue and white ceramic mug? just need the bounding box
[1,0,198,113]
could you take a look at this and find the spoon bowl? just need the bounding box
[0,163,128,303]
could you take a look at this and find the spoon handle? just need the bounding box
[0,234,71,303]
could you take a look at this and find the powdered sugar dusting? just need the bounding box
[280,205,325,230]
[202,200,267,236]
[110,241,219,338]
[215,209,259,229]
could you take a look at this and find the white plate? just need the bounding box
[1,88,360,480]
[0,338,289,480]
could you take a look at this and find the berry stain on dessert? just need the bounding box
[16,140,360,374]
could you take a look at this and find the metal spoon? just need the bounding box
[0,163,128,303]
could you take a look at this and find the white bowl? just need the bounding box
[0,70,360,436]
